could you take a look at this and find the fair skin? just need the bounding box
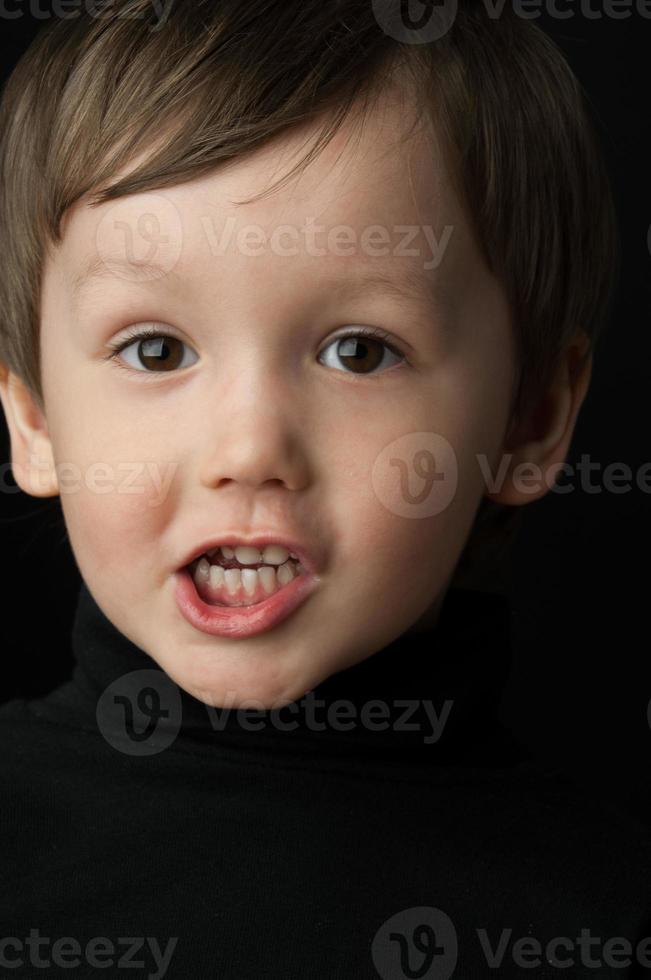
[0,88,591,710]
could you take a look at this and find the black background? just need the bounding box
[1,4,649,815]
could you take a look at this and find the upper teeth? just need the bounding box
[206,544,297,566]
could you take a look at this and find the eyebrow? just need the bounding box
[69,256,437,308]
[320,267,437,307]
[69,255,185,304]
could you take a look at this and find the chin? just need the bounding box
[172,656,313,711]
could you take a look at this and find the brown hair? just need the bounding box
[0,0,617,591]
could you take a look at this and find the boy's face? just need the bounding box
[18,89,517,708]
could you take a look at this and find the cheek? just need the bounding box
[322,368,508,592]
[320,414,468,595]
[58,462,175,581]
[45,388,181,572]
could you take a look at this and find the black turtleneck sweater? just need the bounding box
[1,582,650,979]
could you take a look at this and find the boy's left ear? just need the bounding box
[0,366,59,498]
[486,330,593,507]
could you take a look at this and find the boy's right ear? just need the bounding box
[0,366,59,498]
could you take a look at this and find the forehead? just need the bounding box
[50,87,476,311]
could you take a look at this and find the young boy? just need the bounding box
[0,1,649,977]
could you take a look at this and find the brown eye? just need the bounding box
[319,329,404,375]
[108,331,198,374]
[137,336,184,372]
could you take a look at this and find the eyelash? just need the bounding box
[104,325,180,367]
[103,325,407,377]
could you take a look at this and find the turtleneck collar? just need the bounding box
[34,579,526,766]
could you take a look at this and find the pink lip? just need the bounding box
[173,563,321,638]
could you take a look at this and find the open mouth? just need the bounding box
[186,544,305,608]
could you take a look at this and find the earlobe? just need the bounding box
[486,332,593,508]
[0,368,59,498]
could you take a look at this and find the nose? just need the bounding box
[197,371,311,494]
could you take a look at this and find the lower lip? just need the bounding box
[173,564,320,638]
